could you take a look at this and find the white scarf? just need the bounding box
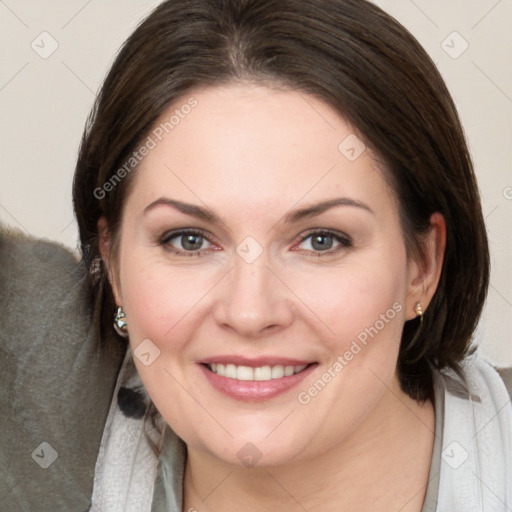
[90,349,512,511]
[89,348,164,512]
[437,355,512,510]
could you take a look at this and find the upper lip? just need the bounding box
[200,355,315,367]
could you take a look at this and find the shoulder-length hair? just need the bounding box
[73,0,489,402]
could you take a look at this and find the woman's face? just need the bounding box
[106,83,433,467]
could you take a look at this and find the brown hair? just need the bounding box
[73,0,489,402]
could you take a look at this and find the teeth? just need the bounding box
[271,366,284,379]
[225,364,237,379]
[254,366,271,381]
[208,363,308,381]
[237,365,254,381]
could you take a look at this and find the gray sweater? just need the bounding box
[0,226,125,511]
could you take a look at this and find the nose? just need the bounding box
[213,253,295,339]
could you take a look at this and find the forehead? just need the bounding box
[130,83,395,218]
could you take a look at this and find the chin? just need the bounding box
[183,420,315,469]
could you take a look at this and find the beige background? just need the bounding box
[0,0,510,365]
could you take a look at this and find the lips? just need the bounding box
[198,356,317,401]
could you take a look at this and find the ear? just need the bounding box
[405,212,446,320]
[97,216,122,306]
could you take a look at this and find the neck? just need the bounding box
[183,378,435,512]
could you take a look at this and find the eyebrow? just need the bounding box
[143,196,373,224]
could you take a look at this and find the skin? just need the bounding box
[99,82,446,511]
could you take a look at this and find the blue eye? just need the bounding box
[296,230,352,256]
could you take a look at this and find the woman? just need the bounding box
[71,0,512,510]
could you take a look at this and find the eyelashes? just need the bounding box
[159,228,214,257]
[296,230,352,258]
[158,228,353,259]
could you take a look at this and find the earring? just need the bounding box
[402,302,424,360]
[414,302,423,324]
[113,306,128,337]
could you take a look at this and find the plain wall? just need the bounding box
[0,0,511,365]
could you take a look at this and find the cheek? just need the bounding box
[120,260,210,349]
[288,251,408,357]
[117,255,217,438]
[116,219,212,339]
[289,269,407,454]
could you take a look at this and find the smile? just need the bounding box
[199,360,317,401]
[206,363,309,381]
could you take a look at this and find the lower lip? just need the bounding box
[198,363,317,401]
